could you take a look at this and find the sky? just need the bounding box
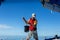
[0,0,60,36]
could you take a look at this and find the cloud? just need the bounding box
[0,24,13,29]
[0,24,26,36]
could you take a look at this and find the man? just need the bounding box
[23,13,38,40]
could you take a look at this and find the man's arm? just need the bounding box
[33,20,37,27]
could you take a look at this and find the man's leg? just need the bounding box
[33,31,38,40]
[26,31,32,40]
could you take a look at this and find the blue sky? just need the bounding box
[0,0,60,36]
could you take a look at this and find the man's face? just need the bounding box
[32,17,35,19]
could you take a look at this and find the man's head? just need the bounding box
[32,13,36,18]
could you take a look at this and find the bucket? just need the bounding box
[24,25,29,32]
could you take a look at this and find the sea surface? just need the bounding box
[0,36,53,40]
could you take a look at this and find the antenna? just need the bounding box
[51,10,53,14]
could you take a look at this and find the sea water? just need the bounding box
[0,36,52,40]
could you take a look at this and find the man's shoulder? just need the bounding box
[29,18,37,21]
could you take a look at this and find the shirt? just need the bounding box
[28,18,37,31]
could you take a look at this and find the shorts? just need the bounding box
[26,30,38,39]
